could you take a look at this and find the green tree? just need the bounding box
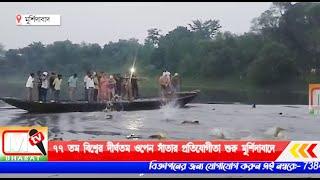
[188,19,221,39]
[198,32,238,77]
[277,2,320,73]
[102,38,141,73]
[0,43,5,56]
[247,41,297,85]
[272,2,293,15]
[150,26,196,72]
[1,3,319,91]
[145,28,162,47]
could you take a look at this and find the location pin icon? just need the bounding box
[16,14,22,24]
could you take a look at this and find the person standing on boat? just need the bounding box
[98,72,109,102]
[171,73,181,93]
[122,72,130,99]
[158,71,167,98]
[25,73,35,101]
[164,71,172,96]
[93,72,99,102]
[125,72,134,101]
[109,75,116,101]
[68,73,78,101]
[131,73,139,99]
[114,74,122,97]
[40,72,49,103]
[53,74,62,102]
[83,71,91,101]
[49,72,57,102]
[36,71,42,101]
[87,74,95,103]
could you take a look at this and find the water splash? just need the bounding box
[210,128,227,139]
[264,126,288,139]
[240,135,257,140]
[159,98,179,121]
[126,120,142,131]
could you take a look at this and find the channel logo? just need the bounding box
[0,126,48,161]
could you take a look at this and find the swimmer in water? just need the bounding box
[273,127,286,138]
[149,133,166,140]
[126,134,142,139]
[181,120,199,124]
[106,114,113,119]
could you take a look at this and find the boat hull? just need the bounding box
[0,91,199,113]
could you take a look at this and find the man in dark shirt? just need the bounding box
[131,73,139,99]
[36,71,42,101]
[49,72,57,101]
[114,74,122,97]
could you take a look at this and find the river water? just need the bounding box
[0,100,319,141]
[1,101,320,177]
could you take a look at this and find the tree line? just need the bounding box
[0,2,319,87]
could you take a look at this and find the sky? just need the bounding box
[0,2,272,49]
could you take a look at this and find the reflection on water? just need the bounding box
[127,118,144,131]
[0,102,319,141]
[197,89,307,105]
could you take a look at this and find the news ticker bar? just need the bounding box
[2,139,320,162]
[46,140,320,162]
[1,127,320,162]
[0,162,320,173]
[47,141,287,161]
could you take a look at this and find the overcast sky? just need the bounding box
[0,2,272,49]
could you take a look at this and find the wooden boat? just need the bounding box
[0,90,199,113]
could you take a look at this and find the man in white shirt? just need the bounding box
[53,74,63,102]
[68,73,78,101]
[40,72,49,103]
[25,73,35,101]
[83,71,90,101]
[86,75,95,103]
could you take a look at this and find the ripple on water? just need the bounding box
[67,130,122,136]
[283,106,301,108]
